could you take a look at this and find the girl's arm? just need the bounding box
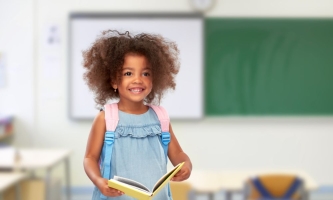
[167,123,192,182]
[83,111,123,197]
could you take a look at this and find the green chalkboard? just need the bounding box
[205,18,333,116]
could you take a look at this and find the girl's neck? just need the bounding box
[117,100,148,114]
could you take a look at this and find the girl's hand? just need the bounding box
[96,177,124,197]
[171,163,191,182]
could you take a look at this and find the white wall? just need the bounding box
[0,0,35,147]
[1,0,333,187]
[208,0,333,17]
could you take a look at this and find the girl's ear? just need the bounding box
[112,82,117,90]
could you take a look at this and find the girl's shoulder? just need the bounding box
[95,110,105,122]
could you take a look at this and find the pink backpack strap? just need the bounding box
[100,103,119,199]
[149,104,171,153]
[149,105,169,132]
[149,104,171,198]
[104,103,119,131]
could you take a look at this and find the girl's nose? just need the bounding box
[132,76,143,84]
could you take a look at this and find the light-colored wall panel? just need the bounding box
[0,0,35,147]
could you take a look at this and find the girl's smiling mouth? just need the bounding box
[129,88,145,93]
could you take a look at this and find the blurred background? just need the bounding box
[1,0,333,200]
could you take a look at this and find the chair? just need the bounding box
[244,174,306,200]
[170,181,193,200]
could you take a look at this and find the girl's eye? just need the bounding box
[124,72,132,76]
[143,72,150,76]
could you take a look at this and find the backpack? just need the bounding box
[99,103,171,199]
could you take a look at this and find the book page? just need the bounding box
[152,162,184,192]
[114,176,151,193]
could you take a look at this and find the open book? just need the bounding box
[108,162,184,200]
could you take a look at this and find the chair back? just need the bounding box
[244,174,305,200]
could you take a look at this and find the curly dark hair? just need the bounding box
[82,30,180,107]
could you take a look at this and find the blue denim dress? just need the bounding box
[91,107,171,200]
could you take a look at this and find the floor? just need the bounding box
[69,187,333,200]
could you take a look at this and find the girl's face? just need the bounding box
[113,54,153,104]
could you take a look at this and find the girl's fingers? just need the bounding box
[108,190,123,196]
[172,173,186,181]
[112,191,123,196]
[111,189,124,194]
[171,168,191,181]
[105,187,124,196]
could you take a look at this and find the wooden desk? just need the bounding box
[0,132,13,141]
[188,169,318,200]
[0,172,26,200]
[5,149,71,200]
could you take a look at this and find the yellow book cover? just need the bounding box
[108,162,184,200]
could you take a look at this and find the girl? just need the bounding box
[83,30,192,200]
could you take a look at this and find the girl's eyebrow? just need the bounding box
[122,67,133,70]
[122,67,151,70]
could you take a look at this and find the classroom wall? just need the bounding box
[1,0,333,188]
[0,0,35,147]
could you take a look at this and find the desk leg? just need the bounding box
[304,191,310,200]
[15,184,21,200]
[225,191,232,200]
[208,193,214,200]
[45,168,51,200]
[65,157,71,200]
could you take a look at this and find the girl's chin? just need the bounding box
[126,97,147,103]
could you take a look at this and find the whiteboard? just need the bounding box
[69,13,203,120]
